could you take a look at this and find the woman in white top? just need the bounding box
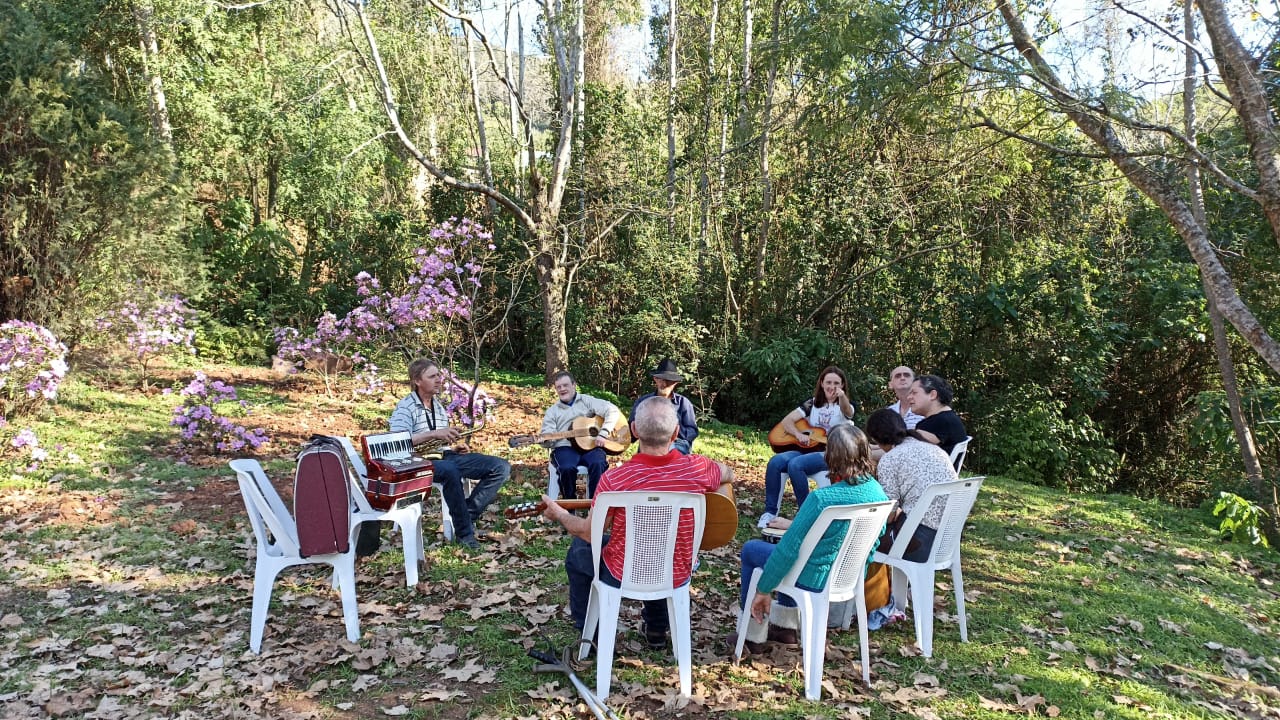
[758,366,856,528]
[865,408,957,562]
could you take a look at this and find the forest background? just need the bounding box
[3,0,1280,539]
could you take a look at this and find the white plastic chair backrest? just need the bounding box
[884,476,984,566]
[335,437,378,515]
[589,491,706,593]
[825,500,897,603]
[231,458,301,556]
[775,500,896,602]
[949,436,973,473]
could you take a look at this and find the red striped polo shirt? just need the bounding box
[593,450,723,586]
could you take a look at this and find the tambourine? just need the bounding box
[761,526,785,544]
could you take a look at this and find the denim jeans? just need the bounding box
[739,539,797,608]
[551,446,609,499]
[566,535,671,632]
[433,450,510,542]
[763,451,828,515]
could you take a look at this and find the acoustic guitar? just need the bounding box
[766,418,828,454]
[508,415,632,455]
[505,482,739,551]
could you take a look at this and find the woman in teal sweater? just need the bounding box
[737,425,888,650]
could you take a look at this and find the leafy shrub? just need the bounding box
[981,385,1119,491]
[194,320,270,366]
[274,218,491,394]
[1212,492,1270,547]
[95,294,197,386]
[0,320,69,422]
[170,373,269,455]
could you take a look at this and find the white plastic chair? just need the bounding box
[579,491,707,701]
[949,436,973,473]
[231,458,362,653]
[546,462,590,500]
[809,470,832,490]
[734,500,896,699]
[335,438,427,585]
[872,476,984,657]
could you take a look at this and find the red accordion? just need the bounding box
[359,431,434,510]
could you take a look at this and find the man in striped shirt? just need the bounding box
[388,358,510,550]
[541,397,734,648]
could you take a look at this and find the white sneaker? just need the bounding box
[756,512,777,529]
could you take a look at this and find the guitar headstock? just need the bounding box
[504,500,545,519]
[508,435,537,448]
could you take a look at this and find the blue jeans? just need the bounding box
[672,438,692,455]
[739,539,797,608]
[434,451,510,543]
[566,536,670,632]
[763,451,829,515]
[551,446,608,499]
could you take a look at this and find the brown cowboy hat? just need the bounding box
[650,358,684,382]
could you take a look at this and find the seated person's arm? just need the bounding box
[780,408,808,445]
[915,428,940,445]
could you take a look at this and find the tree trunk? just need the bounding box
[1198,0,1280,252]
[752,0,781,308]
[463,22,497,218]
[667,0,679,239]
[697,0,720,289]
[734,0,753,143]
[132,2,173,147]
[536,227,571,380]
[1184,2,1277,546]
[996,0,1280,377]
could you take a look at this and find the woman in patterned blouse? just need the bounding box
[864,408,958,562]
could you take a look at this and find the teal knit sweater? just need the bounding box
[757,474,888,594]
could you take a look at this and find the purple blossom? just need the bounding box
[272,218,492,392]
[0,321,68,420]
[171,372,270,455]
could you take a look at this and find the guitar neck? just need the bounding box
[505,498,591,519]
[535,428,597,442]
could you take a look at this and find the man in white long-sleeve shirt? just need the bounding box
[541,371,621,499]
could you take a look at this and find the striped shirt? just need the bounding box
[388,392,450,434]
[594,450,723,586]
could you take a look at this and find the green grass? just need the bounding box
[1,367,1277,719]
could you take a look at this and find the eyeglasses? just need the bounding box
[892,372,913,379]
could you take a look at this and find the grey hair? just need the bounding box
[632,396,678,445]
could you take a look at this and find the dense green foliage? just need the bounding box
[1,0,1277,516]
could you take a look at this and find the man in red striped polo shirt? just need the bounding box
[542,396,734,648]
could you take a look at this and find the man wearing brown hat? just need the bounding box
[628,358,699,454]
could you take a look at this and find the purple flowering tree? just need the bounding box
[95,294,197,389]
[274,217,494,396]
[170,372,269,456]
[0,320,70,425]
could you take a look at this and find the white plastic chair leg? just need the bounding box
[797,592,831,701]
[580,585,602,661]
[670,589,693,698]
[855,585,871,685]
[396,511,424,586]
[592,585,623,700]
[909,567,936,657]
[952,558,968,643]
[333,557,361,643]
[250,558,287,654]
[733,569,763,661]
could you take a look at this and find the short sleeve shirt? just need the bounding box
[594,451,723,587]
[797,399,855,432]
